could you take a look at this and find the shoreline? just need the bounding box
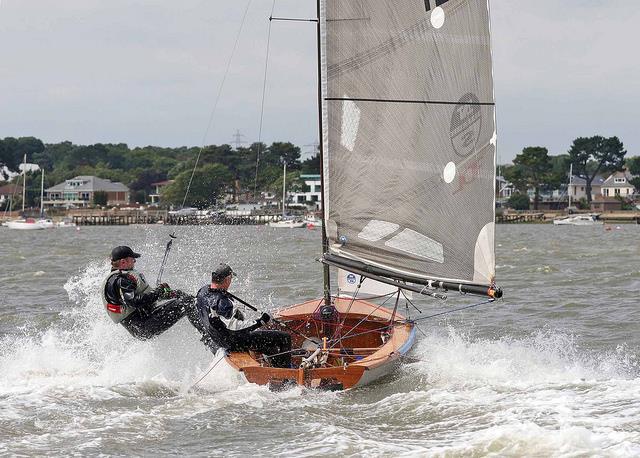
[2,210,639,226]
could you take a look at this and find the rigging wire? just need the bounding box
[328,300,391,348]
[400,289,423,317]
[181,0,253,209]
[329,296,497,349]
[331,276,365,340]
[409,298,496,322]
[190,353,226,389]
[252,0,278,199]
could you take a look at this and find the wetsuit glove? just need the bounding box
[154,285,175,299]
[259,312,271,326]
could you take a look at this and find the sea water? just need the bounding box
[0,224,638,456]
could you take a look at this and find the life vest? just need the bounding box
[101,269,152,323]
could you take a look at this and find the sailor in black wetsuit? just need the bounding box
[195,263,292,367]
[102,245,211,345]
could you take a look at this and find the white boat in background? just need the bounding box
[267,161,306,228]
[6,218,46,230]
[304,214,323,228]
[268,218,306,229]
[57,218,77,228]
[553,214,603,226]
[7,154,46,231]
[37,218,55,229]
[36,170,55,228]
[553,165,604,226]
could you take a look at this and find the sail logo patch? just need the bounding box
[424,0,450,12]
[346,273,357,284]
[450,93,482,157]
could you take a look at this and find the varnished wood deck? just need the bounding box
[225,297,414,390]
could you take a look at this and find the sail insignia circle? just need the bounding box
[449,93,482,158]
[443,161,456,183]
[430,7,445,29]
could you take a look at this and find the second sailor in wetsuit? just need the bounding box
[195,263,292,367]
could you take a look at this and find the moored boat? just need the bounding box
[267,162,306,228]
[6,218,46,230]
[6,156,52,230]
[553,214,603,226]
[303,214,323,228]
[267,218,306,228]
[37,218,55,229]
[57,217,77,228]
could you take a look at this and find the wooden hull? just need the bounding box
[225,297,416,390]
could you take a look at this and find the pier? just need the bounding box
[66,209,285,226]
[4,208,637,226]
[496,212,545,224]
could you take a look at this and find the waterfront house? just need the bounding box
[149,180,174,206]
[290,174,322,210]
[600,171,636,198]
[45,176,130,207]
[495,176,514,201]
[568,175,605,202]
[588,170,638,212]
[0,183,23,206]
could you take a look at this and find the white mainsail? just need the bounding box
[320,0,497,291]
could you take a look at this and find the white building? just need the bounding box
[568,175,605,202]
[495,176,513,200]
[290,174,322,210]
[45,176,130,207]
[601,171,635,198]
[149,180,173,205]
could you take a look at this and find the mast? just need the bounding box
[568,163,573,209]
[21,154,26,214]
[40,168,44,217]
[317,0,331,305]
[281,161,287,218]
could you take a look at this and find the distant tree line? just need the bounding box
[0,136,320,209]
[2,134,637,212]
[501,135,639,210]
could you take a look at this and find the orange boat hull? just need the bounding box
[225,297,416,390]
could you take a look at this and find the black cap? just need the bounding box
[211,263,235,282]
[111,246,141,261]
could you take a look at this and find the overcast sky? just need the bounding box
[0,0,638,163]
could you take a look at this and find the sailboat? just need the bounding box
[36,168,55,229]
[207,0,502,390]
[6,155,46,231]
[553,164,602,226]
[267,161,306,228]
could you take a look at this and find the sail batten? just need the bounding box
[321,0,497,290]
[326,97,495,106]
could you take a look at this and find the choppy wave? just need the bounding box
[1,226,639,455]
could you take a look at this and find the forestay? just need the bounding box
[320,0,497,288]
